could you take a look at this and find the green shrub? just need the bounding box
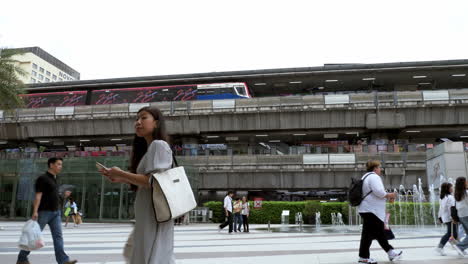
[203,201,439,225]
[303,201,350,224]
[203,201,306,224]
[203,201,224,223]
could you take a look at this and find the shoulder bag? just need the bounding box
[151,156,197,223]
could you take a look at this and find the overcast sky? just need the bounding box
[1,0,468,80]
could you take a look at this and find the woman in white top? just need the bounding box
[357,160,401,264]
[454,177,468,256]
[64,197,78,227]
[100,107,175,264]
[241,196,250,232]
[436,182,457,255]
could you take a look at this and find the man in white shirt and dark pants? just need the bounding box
[219,191,234,233]
[358,160,402,264]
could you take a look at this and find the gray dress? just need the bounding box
[131,140,176,264]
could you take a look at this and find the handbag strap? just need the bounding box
[172,154,179,168]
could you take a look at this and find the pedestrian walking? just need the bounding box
[435,182,458,255]
[99,107,175,264]
[17,157,78,264]
[219,191,234,233]
[454,177,468,256]
[64,197,79,228]
[241,196,250,232]
[233,197,243,232]
[357,160,402,264]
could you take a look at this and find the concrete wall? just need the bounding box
[178,153,426,190]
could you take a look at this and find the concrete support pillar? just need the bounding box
[247,146,253,155]
[182,137,199,156]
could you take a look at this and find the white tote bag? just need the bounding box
[151,159,197,223]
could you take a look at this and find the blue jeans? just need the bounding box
[458,216,468,251]
[18,210,70,264]
[233,213,243,231]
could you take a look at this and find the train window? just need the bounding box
[220,88,232,94]
[235,86,246,96]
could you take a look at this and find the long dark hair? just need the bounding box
[454,177,467,202]
[129,107,169,190]
[440,182,452,200]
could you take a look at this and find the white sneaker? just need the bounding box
[388,249,402,261]
[454,245,466,256]
[358,258,377,264]
[435,247,446,256]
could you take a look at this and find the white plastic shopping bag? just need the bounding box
[18,220,45,251]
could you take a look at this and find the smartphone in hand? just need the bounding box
[96,162,109,171]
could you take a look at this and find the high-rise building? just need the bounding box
[7,46,80,84]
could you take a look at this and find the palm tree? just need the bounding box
[0,48,25,110]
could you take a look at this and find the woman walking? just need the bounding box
[100,107,175,264]
[64,197,78,228]
[357,160,402,264]
[454,177,468,256]
[241,196,250,232]
[435,182,457,255]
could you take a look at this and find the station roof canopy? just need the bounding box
[27,59,468,97]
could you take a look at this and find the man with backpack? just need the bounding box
[351,160,401,264]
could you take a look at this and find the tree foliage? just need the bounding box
[0,48,25,110]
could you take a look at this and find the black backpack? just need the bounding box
[348,173,373,206]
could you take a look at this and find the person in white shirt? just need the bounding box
[357,160,402,264]
[219,191,234,233]
[436,182,457,255]
[64,197,78,228]
[454,177,468,256]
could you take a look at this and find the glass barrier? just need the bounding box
[0,156,199,221]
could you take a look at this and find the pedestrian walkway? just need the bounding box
[0,221,466,264]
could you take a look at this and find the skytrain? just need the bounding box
[20,82,251,108]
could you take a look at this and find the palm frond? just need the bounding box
[0,48,26,110]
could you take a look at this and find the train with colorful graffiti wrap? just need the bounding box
[20,82,251,108]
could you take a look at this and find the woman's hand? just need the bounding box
[386,192,397,201]
[100,167,126,183]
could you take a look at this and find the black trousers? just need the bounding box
[359,213,394,258]
[242,215,249,232]
[439,222,459,247]
[219,211,233,232]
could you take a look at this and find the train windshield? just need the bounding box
[235,86,247,96]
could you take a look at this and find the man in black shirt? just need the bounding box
[17,157,78,264]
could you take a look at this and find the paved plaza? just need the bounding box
[0,221,467,264]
